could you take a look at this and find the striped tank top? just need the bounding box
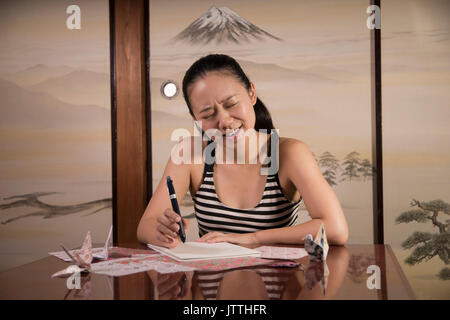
[193,141,302,237]
[195,267,293,300]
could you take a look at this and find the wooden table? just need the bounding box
[0,244,415,300]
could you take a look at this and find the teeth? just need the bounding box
[225,127,240,137]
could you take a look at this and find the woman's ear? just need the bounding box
[249,82,257,106]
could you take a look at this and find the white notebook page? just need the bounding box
[147,242,261,261]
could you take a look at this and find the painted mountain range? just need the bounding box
[0,75,192,132]
[0,78,108,130]
[3,65,110,109]
[173,6,282,45]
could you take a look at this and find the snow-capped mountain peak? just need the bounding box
[173,6,282,45]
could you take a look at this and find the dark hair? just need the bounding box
[182,54,275,131]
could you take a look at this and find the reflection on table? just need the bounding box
[0,244,415,300]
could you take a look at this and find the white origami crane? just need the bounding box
[304,260,330,295]
[93,225,112,260]
[51,226,112,278]
[304,223,329,262]
[321,262,330,295]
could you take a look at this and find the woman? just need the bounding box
[137,54,348,248]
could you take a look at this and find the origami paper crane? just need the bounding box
[304,260,330,295]
[93,225,112,260]
[304,223,329,262]
[51,226,112,278]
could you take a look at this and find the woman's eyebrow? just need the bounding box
[199,95,237,114]
[220,95,236,103]
[199,106,212,114]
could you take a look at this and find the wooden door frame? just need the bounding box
[110,0,151,245]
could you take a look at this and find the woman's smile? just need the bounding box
[224,125,242,139]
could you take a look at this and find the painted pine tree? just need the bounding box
[318,151,340,187]
[396,199,450,280]
[358,158,375,181]
[340,151,361,182]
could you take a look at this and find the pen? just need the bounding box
[178,273,187,298]
[166,176,186,243]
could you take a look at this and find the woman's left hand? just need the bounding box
[196,231,259,245]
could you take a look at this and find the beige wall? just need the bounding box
[0,0,112,271]
[382,0,450,299]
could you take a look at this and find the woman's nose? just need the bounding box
[217,109,234,132]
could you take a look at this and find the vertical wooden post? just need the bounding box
[110,0,148,245]
[370,0,384,244]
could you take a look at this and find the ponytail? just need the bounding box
[253,97,275,131]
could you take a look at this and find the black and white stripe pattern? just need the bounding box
[196,268,292,300]
[193,164,301,237]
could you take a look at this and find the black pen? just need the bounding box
[166,176,186,243]
[178,273,187,298]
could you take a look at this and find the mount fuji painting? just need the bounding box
[149,0,450,299]
[172,6,282,45]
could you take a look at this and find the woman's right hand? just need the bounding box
[156,208,190,248]
[147,271,192,300]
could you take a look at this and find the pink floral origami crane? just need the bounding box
[51,226,112,278]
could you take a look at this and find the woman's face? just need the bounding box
[188,71,257,142]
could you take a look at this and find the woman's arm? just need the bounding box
[198,139,348,246]
[137,139,192,247]
[255,139,348,245]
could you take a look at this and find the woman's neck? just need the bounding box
[214,130,271,166]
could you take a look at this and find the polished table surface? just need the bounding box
[0,244,415,300]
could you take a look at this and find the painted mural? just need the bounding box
[0,0,112,271]
[382,0,450,299]
[149,0,373,243]
[150,0,449,299]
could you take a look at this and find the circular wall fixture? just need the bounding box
[160,80,179,99]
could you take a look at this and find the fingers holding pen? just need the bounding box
[156,222,178,239]
[158,272,187,300]
[165,208,189,242]
[155,226,175,245]
[156,208,182,246]
[160,209,181,230]
[163,208,181,224]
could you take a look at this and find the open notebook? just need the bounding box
[147,242,261,261]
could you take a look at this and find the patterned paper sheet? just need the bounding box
[91,254,277,276]
[255,246,308,260]
[159,255,275,271]
[91,256,197,276]
[51,247,289,277]
[49,247,159,262]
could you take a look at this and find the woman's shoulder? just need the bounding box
[279,136,310,153]
[277,137,318,187]
[278,137,315,164]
